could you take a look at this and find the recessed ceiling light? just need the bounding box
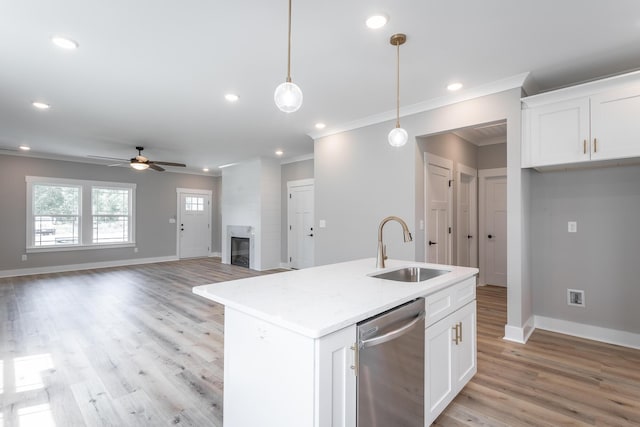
[32,101,50,110]
[315,122,326,129]
[51,36,79,50]
[19,145,31,151]
[447,82,463,91]
[225,94,239,102]
[275,150,284,156]
[202,168,210,172]
[366,14,388,29]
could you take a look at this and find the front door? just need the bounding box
[426,155,452,264]
[288,180,314,269]
[178,192,210,259]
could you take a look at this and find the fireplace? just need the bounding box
[231,237,250,268]
[226,225,254,269]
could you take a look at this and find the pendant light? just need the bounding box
[388,33,408,147]
[274,0,303,113]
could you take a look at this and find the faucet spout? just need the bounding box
[376,216,413,269]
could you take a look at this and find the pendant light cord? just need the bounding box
[286,0,292,82]
[395,42,400,128]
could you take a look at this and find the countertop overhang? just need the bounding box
[193,258,478,339]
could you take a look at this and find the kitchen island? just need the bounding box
[193,258,478,427]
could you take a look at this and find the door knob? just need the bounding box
[307,233,314,237]
[467,235,473,239]
[181,228,184,231]
[488,234,493,239]
[428,241,437,246]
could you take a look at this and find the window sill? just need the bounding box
[26,243,136,254]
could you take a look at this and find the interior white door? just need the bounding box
[483,175,507,286]
[178,193,210,258]
[457,166,477,268]
[426,156,452,264]
[288,182,314,269]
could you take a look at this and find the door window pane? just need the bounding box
[185,196,204,211]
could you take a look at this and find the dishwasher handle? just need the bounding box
[359,311,426,349]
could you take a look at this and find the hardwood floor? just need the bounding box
[1,259,638,426]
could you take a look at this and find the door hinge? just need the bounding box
[449,227,452,234]
[289,193,292,199]
[289,225,292,231]
[448,180,452,187]
[289,256,292,262]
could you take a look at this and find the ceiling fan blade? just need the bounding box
[108,163,124,167]
[87,155,129,162]
[148,163,165,171]
[151,161,186,167]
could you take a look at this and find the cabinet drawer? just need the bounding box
[424,276,476,327]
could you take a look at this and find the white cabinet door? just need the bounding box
[527,97,591,167]
[424,314,455,426]
[591,86,640,161]
[453,301,477,390]
[315,325,356,427]
[425,301,477,426]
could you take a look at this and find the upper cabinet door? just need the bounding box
[527,97,591,167]
[591,87,640,161]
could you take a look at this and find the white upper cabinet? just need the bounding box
[522,71,640,168]
[591,87,640,161]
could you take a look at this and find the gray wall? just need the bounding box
[280,159,314,263]
[478,143,507,170]
[0,154,218,272]
[422,132,478,169]
[314,88,530,338]
[530,165,640,333]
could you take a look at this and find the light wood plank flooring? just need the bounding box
[1,259,638,426]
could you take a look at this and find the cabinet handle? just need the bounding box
[452,325,459,345]
[593,138,598,153]
[583,139,587,154]
[458,322,463,343]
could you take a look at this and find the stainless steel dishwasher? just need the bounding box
[357,298,425,427]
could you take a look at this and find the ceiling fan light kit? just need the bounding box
[388,33,408,148]
[274,0,303,113]
[123,146,186,172]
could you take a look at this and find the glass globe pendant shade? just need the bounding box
[388,126,408,147]
[274,81,303,113]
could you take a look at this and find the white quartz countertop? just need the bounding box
[193,258,478,339]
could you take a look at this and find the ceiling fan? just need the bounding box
[89,146,186,171]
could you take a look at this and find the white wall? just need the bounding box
[221,158,281,271]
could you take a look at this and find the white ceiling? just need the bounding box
[1,0,640,174]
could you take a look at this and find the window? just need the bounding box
[32,183,81,246]
[26,177,136,252]
[185,196,204,211]
[92,187,131,244]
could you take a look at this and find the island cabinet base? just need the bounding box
[223,307,356,427]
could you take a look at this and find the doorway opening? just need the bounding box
[287,179,314,269]
[420,120,507,286]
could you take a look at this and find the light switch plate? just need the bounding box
[319,220,326,228]
[568,221,577,233]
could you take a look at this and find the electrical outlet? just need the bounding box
[567,289,585,307]
[21,254,27,261]
[134,247,139,253]
[568,221,577,233]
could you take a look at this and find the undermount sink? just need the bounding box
[370,267,449,283]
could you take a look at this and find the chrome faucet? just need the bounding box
[376,216,413,268]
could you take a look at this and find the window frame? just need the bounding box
[26,176,136,253]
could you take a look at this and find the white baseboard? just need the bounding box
[503,315,535,344]
[279,262,292,269]
[535,315,640,350]
[0,255,179,279]
[209,252,222,258]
